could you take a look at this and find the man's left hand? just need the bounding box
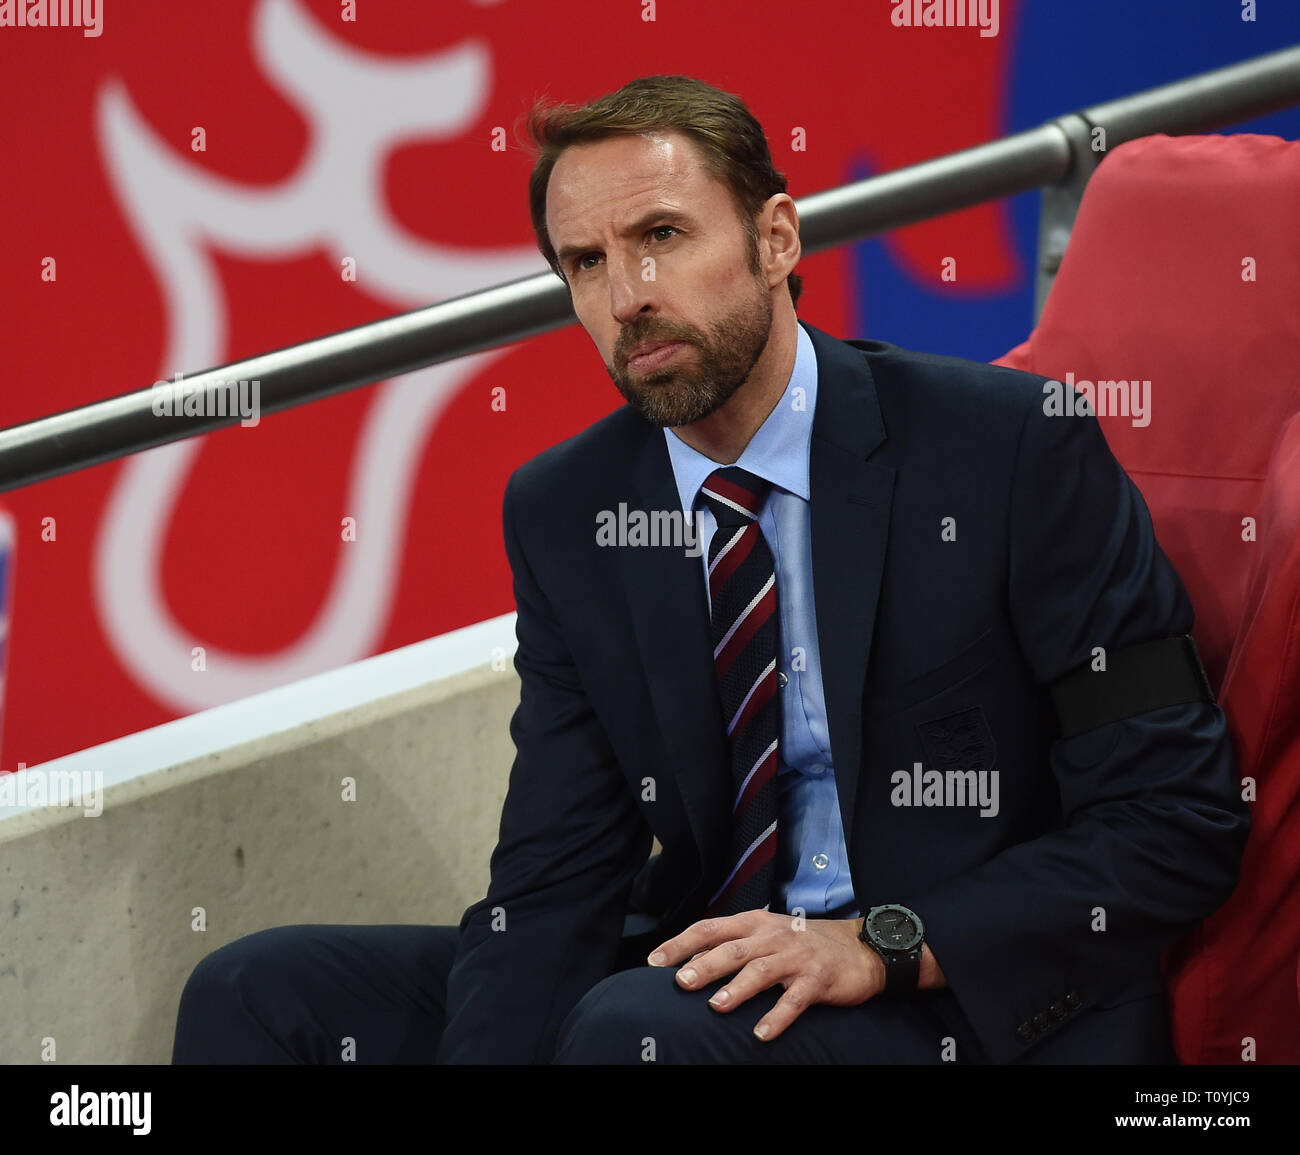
[647,910,885,1042]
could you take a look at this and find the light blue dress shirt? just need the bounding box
[663,322,858,919]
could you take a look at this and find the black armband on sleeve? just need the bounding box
[1050,634,1215,739]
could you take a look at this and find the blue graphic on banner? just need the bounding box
[850,1,1300,362]
[0,512,13,766]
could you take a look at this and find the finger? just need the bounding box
[705,951,792,1010]
[647,914,749,967]
[675,930,766,990]
[752,977,818,1042]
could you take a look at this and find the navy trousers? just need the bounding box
[171,923,981,1064]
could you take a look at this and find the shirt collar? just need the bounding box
[663,320,817,514]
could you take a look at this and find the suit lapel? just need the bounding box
[620,439,731,876]
[617,321,896,879]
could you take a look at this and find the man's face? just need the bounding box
[545,131,774,427]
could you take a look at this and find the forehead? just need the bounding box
[545,131,734,244]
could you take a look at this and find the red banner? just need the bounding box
[1,0,1019,766]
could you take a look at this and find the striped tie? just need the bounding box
[699,466,780,918]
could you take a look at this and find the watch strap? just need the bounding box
[876,946,921,996]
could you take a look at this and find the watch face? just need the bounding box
[870,907,922,951]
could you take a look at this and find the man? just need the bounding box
[172,75,1248,1066]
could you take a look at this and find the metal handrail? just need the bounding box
[2,44,1298,494]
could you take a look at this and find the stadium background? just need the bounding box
[1,0,1297,768]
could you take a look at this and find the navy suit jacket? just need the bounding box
[438,320,1249,1064]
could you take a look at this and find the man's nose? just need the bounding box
[607,253,658,324]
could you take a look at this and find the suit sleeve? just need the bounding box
[906,392,1250,1064]
[437,471,652,1063]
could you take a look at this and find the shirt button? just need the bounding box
[812,853,829,871]
[808,763,825,776]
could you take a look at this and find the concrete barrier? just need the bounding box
[0,617,519,1063]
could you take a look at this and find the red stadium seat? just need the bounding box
[995,132,1300,1064]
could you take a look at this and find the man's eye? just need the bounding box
[572,229,674,273]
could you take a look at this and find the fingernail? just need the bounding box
[709,989,730,1007]
[754,1023,770,1040]
[647,951,666,966]
[678,968,697,986]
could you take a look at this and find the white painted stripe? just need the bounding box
[714,572,774,659]
[708,819,778,906]
[727,657,776,736]
[732,738,778,813]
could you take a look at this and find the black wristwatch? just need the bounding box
[858,904,925,995]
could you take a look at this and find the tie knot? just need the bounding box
[699,466,772,527]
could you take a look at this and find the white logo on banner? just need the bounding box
[94,0,541,708]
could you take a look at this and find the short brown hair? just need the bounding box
[524,75,802,309]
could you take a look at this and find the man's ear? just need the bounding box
[760,194,801,289]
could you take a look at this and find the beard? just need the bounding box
[604,274,774,428]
